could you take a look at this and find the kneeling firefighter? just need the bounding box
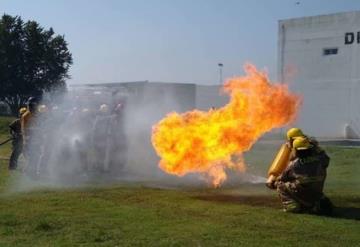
[266,128,321,188]
[286,128,321,158]
[266,134,333,215]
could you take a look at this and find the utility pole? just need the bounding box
[218,63,223,84]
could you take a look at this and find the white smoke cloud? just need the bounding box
[9,83,267,192]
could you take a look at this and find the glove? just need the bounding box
[266,177,277,190]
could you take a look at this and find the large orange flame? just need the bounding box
[151,64,302,187]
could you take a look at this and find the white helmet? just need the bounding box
[99,104,109,113]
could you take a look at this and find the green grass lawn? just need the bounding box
[0,116,359,246]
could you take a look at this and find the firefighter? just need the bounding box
[286,127,322,161]
[275,136,333,215]
[286,128,320,149]
[266,128,310,188]
[74,108,94,174]
[92,104,111,172]
[108,103,127,174]
[21,97,38,145]
[36,104,50,175]
[21,97,41,176]
[8,107,27,170]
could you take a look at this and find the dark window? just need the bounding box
[323,48,338,56]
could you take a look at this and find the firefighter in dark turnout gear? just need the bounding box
[8,107,27,170]
[286,128,321,161]
[276,136,333,215]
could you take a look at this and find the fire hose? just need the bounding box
[0,138,13,146]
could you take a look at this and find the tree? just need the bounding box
[0,14,72,115]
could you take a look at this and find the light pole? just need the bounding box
[218,63,223,84]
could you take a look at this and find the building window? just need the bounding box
[323,48,338,56]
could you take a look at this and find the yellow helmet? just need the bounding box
[293,137,313,150]
[286,128,304,140]
[19,107,27,115]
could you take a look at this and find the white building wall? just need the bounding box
[279,11,360,138]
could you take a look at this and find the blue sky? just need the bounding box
[2,0,360,85]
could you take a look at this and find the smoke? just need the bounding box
[9,80,273,192]
[7,84,185,191]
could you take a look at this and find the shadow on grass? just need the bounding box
[333,207,360,221]
[195,194,360,221]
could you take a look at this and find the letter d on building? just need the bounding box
[345,32,354,44]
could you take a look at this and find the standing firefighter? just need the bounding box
[92,104,111,172]
[271,136,333,215]
[21,97,41,176]
[21,97,38,145]
[71,108,94,174]
[108,103,127,174]
[36,104,49,175]
[8,107,27,170]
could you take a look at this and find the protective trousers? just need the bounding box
[9,138,23,170]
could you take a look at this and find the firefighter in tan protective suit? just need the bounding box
[275,136,333,215]
[8,107,27,170]
[266,128,319,189]
[21,97,41,175]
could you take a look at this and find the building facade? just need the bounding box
[278,11,360,139]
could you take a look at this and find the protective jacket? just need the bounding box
[21,110,33,141]
[8,118,23,170]
[278,148,329,208]
[9,119,22,140]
